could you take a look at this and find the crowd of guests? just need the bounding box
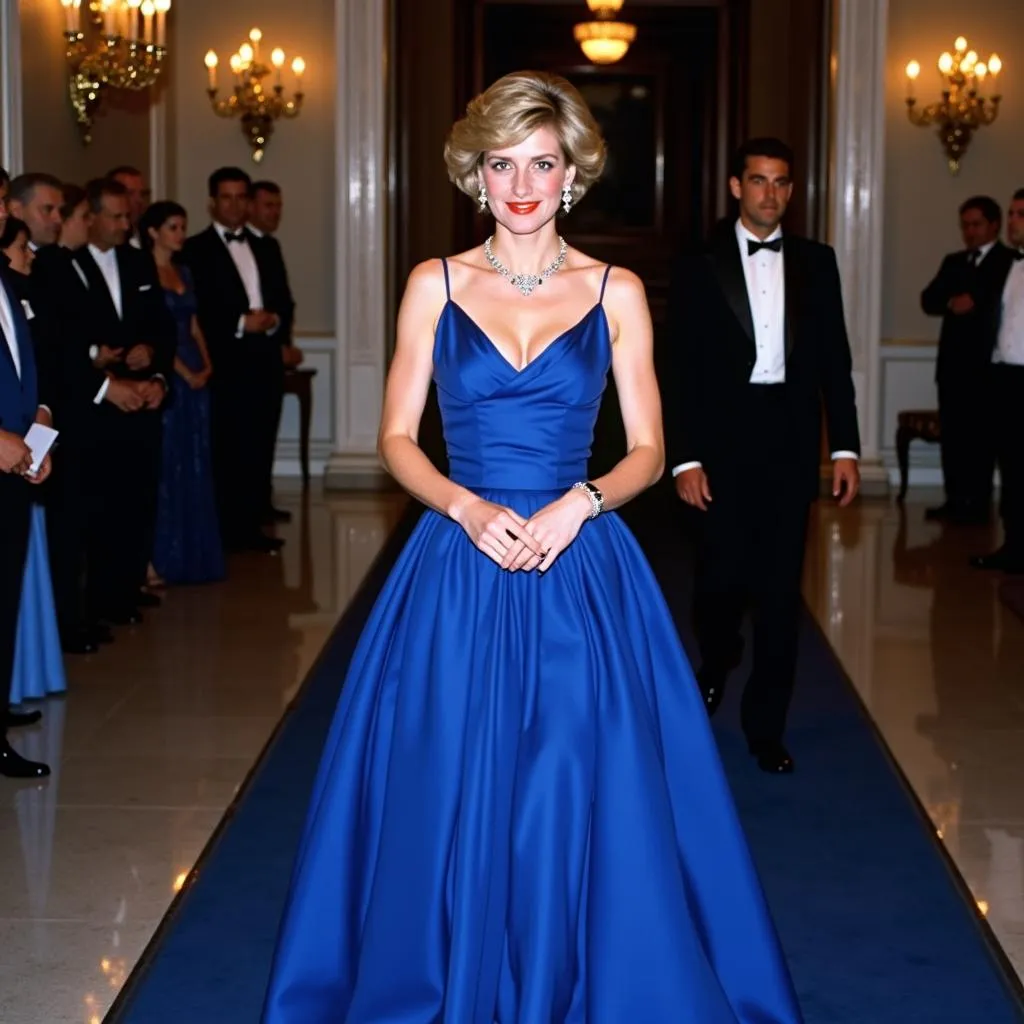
[920,190,1024,575]
[0,163,301,778]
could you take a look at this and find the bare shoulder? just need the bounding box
[595,267,649,348]
[401,258,449,313]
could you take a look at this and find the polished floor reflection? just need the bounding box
[804,492,1024,979]
[0,483,406,1024]
[2,487,1023,1022]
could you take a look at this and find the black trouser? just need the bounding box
[938,374,995,511]
[85,409,163,615]
[994,364,1024,557]
[211,338,284,544]
[45,441,88,635]
[0,476,32,742]
[692,385,811,745]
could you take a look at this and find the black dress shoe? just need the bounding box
[136,590,162,609]
[970,548,1024,573]
[264,506,292,524]
[0,741,50,778]
[6,710,42,728]
[103,608,144,627]
[696,668,727,717]
[747,740,795,774]
[925,503,954,521]
[61,630,99,655]
[230,534,284,554]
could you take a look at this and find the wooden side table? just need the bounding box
[283,367,318,487]
[895,409,941,503]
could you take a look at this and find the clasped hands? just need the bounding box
[453,488,594,573]
[0,429,51,484]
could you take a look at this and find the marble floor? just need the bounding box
[1,483,1023,1021]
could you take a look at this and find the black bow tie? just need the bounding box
[224,230,248,244]
[747,237,783,256]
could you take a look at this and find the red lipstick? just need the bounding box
[507,202,541,215]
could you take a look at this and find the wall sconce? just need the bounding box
[904,36,1002,173]
[574,0,637,65]
[59,0,171,144]
[204,27,305,163]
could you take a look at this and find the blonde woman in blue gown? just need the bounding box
[262,71,803,1024]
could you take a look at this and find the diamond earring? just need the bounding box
[561,184,573,215]
[478,183,488,212]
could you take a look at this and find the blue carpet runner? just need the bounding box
[107,494,1024,1023]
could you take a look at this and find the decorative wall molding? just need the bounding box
[829,0,889,493]
[0,0,24,172]
[323,0,390,490]
[878,343,941,488]
[148,90,168,199]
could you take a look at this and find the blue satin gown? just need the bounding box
[261,261,803,1024]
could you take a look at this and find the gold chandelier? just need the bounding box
[904,36,1003,174]
[574,0,637,66]
[59,0,171,144]
[204,28,306,164]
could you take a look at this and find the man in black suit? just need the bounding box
[182,167,294,553]
[0,164,54,778]
[248,179,301,524]
[666,137,861,774]
[921,196,1012,524]
[971,188,1024,575]
[74,178,175,623]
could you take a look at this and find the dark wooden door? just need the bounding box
[454,0,748,326]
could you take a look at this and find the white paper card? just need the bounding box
[24,422,59,475]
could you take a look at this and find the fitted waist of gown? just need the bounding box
[446,453,589,492]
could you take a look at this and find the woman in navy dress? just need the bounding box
[140,202,225,585]
[262,72,803,1023]
[0,218,66,708]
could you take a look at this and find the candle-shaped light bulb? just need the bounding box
[126,0,141,40]
[140,0,154,40]
[989,53,1002,77]
[229,53,242,77]
[975,62,988,80]
[938,52,954,75]
[205,49,218,89]
[954,36,968,53]
[249,27,261,44]
[291,56,305,79]
[271,47,285,68]
[153,0,169,46]
[60,0,74,34]
[905,60,920,80]
[964,50,978,71]
[239,42,254,66]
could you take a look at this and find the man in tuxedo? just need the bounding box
[248,180,301,523]
[971,188,1024,575]
[7,173,63,252]
[666,137,861,774]
[0,165,54,778]
[921,196,1013,524]
[183,167,293,552]
[74,178,174,623]
[107,165,148,249]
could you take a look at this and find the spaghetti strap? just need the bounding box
[598,264,613,303]
[440,257,451,300]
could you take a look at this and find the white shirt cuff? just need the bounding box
[94,378,111,405]
[236,315,246,338]
[831,451,859,461]
[267,317,280,336]
[671,462,702,477]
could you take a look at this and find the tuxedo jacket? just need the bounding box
[181,226,295,365]
[2,263,54,414]
[665,219,861,500]
[921,241,1016,383]
[30,245,109,436]
[0,266,39,437]
[251,232,296,347]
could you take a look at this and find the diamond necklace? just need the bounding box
[484,235,568,297]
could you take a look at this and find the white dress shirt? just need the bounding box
[214,222,269,338]
[672,219,858,476]
[0,276,22,379]
[88,243,123,318]
[994,256,1024,367]
[973,239,997,265]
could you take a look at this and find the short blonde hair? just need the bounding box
[444,71,606,206]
